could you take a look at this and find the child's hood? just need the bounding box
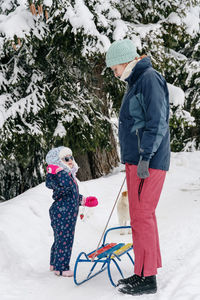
[46,146,65,167]
[45,146,78,177]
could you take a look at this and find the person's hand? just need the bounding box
[85,196,98,207]
[137,160,150,179]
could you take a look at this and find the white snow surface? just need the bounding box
[0,151,200,300]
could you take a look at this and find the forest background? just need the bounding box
[0,0,199,201]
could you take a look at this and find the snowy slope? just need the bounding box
[0,151,200,300]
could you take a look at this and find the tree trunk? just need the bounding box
[75,130,119,181]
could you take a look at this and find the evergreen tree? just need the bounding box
[181,33,200,150]
[0,0,120,200]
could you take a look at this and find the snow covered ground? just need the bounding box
[0,151,200,300]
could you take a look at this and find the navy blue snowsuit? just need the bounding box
[46,170,83,271]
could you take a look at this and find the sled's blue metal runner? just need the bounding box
[74,226,134,287]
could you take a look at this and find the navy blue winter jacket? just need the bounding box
[118,57,170,171]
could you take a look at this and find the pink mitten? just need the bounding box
[85,196,98,207]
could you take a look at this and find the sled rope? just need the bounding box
[91,176,126,261]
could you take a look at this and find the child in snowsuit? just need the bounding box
[45,146,98,277]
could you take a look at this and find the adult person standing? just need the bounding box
[105,39,170,296]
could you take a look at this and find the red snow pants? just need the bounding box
[125,163,166,277]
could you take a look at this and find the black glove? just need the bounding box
[137,160,150,179]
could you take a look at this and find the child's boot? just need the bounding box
[54,270,61,276]
[54,270,73,277]
[62,270,74,277]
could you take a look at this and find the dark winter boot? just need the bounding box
[117,274,141,286]
[118,275,157,296]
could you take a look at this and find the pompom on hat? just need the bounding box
[59,147,72,160]
[106,39,139,68]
